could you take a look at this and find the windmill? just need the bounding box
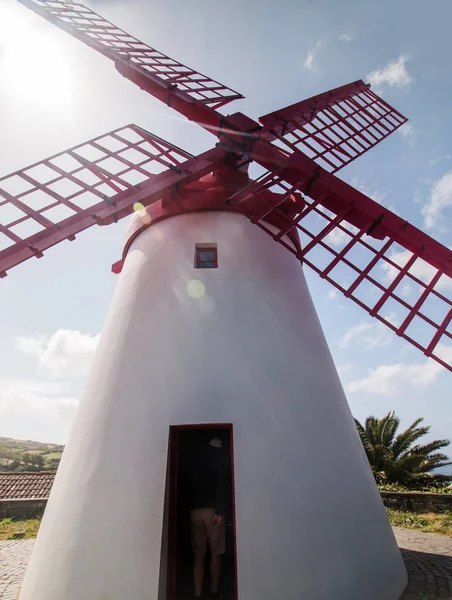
[2,1,452,599]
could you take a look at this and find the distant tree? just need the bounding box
[355,412,452,489]
[4,459,21,471]
[20,453,45,472]
[45,457,61,471]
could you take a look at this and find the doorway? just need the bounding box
[166,424,237,600]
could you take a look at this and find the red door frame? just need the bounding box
[166,423,238,600]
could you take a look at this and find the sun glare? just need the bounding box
[0,4,76,110]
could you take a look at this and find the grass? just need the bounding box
[386,508,452,537]
[0,517,41,541]
[42,452,62,461]
[1,510,450,541]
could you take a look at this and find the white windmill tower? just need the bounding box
[2,2,452,599]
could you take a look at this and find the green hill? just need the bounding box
[0,437,64,471]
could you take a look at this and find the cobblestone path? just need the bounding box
[1,529,451,599]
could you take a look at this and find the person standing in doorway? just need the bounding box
[185,437,228,600]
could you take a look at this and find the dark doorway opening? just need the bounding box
[167,424,237,600]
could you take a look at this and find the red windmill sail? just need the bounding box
[16,0,243,109]
[259,79,407,173]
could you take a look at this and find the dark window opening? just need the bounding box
[195,244,218,269]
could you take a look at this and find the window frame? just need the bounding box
[195,244,218,269]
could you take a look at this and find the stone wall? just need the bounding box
[0,499,48,520]
[381,491,452,514]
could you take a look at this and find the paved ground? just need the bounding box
[0,539,33,600]
[0,529,451,599]
[394,527,452,599]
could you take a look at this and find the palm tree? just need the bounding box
[355,412,452,489]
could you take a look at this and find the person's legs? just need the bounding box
[210,553,222,595]
[205,509,226,598]
[190,509,207,597]
[193,554,205,597]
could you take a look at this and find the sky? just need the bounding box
[0,0,451,470]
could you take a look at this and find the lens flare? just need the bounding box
[187,280,205,299]
[133,203,152,225]
[198,295,216,314]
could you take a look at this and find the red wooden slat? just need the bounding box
[259,80,407,173]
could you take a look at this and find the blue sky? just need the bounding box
[0,0,451,470]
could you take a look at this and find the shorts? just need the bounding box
[190,508,226,556]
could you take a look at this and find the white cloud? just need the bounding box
[340,316,396,350]
[15,329,100,378]
[325,227,351,246]
[398,123,418,145]
[0,378,78,443]
[323,217,359,248]
[381,249,452,291]
[325,287,345,311]
[337,364,353,377]
[303,41,322,70]
[400,283,412,297]
[399,123,416,138]
[350,176,386,205]
[419,177,434,188]
[346,344,452,395]
[429,155,451,167]
[422,172,452,229]
[347,363,436,395]
[351,175,401,215]
[0,330,97,442]
[339,34,354,43]
[367,56,413,90]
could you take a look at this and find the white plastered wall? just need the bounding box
[20,211,407,600]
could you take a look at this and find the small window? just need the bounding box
[195,244,218,269]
